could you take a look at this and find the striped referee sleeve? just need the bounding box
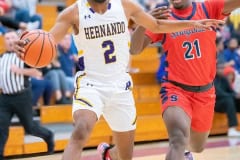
[0,52,26,94]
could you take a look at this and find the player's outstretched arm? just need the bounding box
[223,0,240,14]
[123,0,224,33]
[130,6,170,55]
[130,26,151,55]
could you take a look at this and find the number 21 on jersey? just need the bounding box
[183,39,202,60]
[102,40,116,64]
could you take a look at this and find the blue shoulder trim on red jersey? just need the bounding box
[162,51,168,81]
[201,2,210,19]
[171,2,196,20]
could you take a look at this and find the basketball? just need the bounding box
[20,29,57,68]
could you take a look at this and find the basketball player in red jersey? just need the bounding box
[130,0,240,160]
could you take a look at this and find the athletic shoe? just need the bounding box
[184,151,194,160]
[97,142,112,160]
[228,128,240,137]
[45,131,55,154]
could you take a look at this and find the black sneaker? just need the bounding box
[45,131,55,154]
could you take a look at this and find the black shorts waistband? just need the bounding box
[168,80,213,92]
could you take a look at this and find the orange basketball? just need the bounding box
[20,29,57,68]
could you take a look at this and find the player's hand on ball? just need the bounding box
[14,29,57,68]
[14,38,26,59]
[14,31,30,59]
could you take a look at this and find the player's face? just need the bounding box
[170,0,192,9]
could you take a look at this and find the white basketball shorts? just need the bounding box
[72,72,136,132]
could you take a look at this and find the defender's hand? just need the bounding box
[192,19,225,30]
[149,6,171,20]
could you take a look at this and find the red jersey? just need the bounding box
[146,0,227,86]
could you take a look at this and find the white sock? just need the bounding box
[185,150,190,153]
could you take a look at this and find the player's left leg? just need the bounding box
[98,87,136,160]
[112,130,135,159]
[187,86,216,155]
[188,130,209,152]
[98,130,135,160]
[183,130,209,160]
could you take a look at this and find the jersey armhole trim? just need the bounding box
[201,2,210,19]
[161,34,166,45]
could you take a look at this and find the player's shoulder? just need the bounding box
[194,1,208,12]
[200,0,223,6]
[121,0,130,7]
[61,3,78,15]
[57,3,78,24]
[194,1,208,9]
[121,0,139,8]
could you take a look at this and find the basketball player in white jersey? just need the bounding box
[14,0,223,159]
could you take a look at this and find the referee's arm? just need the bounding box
[10,64,42,78]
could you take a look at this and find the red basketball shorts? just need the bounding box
[160,82,216,132]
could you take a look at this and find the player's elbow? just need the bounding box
[148,25,161,34]
[130,48,141,55]
[130,46,143,55]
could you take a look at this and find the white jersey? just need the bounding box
[73,0,130,82]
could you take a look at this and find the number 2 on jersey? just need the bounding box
[102,40,116,64]
[183,39,201,60]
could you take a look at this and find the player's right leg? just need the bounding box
[62,109,98,160]
[160,82,192,160]
[62,73,104,160]
[163,107,191,160]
